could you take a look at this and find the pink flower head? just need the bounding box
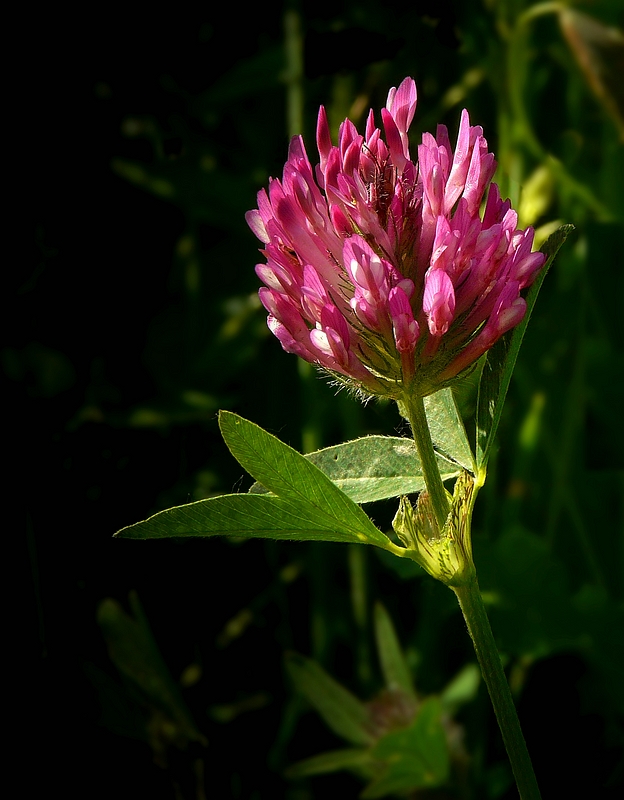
[247,78,546,398]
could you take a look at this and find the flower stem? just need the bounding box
[453,579,542,800]
[403,393,450,530]
[403,391,540,796]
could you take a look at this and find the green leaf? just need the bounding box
[374,603,416,698]
[117,413,392,548]
[285,748,372,779]
[116,492,383,545]
[476,224,574,471]
[219,412,391,547]
[251,436,460,504]
[440,663,480,714]
[97,592,205,744]
[285,653,375,747]
[363,697,449,797]
[424,388,475,473]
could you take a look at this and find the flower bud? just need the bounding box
[393,471,476,586]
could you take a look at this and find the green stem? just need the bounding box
[403,392,539,795]
[403,393,450,530]
[453,580,542,800]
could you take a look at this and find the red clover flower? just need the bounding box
[247,78,545,399]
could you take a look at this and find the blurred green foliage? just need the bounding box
[22,1,623,797]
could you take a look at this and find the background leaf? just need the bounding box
[97,592,206,744]
[363,697,450,797]
[285,653,375,747]
[440,663,481,714]
[285,748,372,779]
[374,603,416,698]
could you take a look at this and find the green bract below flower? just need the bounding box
[393,470,476,587]
[247,78,546,399]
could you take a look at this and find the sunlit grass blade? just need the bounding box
[476,224,574,472]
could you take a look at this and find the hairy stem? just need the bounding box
[403,393,450,530]
[453,580,542,800]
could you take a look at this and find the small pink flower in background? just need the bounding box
[247,78,545,398]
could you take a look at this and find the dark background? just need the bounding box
[19,1,623,797]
